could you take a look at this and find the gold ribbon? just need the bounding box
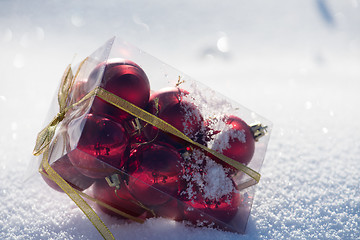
[40,167,145,224]
[40,148,115,240]
[34,59,261,240]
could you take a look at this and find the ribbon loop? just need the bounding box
[33,109,68,156]
[33,58,88,156]
[33,116,60,156]
[57,111,65,121]
[58,64,73,111]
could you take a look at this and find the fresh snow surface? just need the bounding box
[1,1,359,239]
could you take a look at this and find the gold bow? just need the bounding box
[34,58,263,240]
[33,58,88,156]
[33,58,116,240]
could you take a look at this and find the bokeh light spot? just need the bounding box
[71,14,85,27]
[217,36,229,53]
[13,54,25,68]
[305,101,312,109]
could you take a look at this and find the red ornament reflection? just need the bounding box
[183,187,241,227]
[151,198,184,221]
[144,87,205,148]
[68,114,129,179]
[41,155,94,192]
[222,115,255,166]
[90,59,150,123]
[127,143,183,206]
[92,177,146,218]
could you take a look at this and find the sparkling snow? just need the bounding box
[0,1,359,239]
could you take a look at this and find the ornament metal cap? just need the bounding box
[105,174,122,189]
[250,123,268,141]
[124,118,143,136]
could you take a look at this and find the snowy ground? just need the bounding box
[1,1,359,239]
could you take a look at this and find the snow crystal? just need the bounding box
[181,100,204,140]
[201,160,234,201]
[180,149,234,201]
[211,125,246,154]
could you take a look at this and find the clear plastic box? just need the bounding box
[34,37,272,234]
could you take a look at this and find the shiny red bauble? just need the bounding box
[90,58,150,123]
[68,114,129,179]
[148,87,189,113]
[144,87,205,147]
[41,155,94,192]
[183,188,241,227]
[150,198,184,221]
[126,143,183,207]
[212,115,255,167]
[92,177,146,218]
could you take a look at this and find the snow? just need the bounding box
[1,0,360,239]
[201,159,234,201]
[180,148,235,202]
[211,126,246,154]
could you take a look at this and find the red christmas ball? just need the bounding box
[144,87,205,148]
[92,177,146,218]
[90,58,150,123]
[41,155,94,192]
[148,87,189,113]
[68,113,130,179]
[212,115,255,168]
[126,143,183,207]
[150,198,184,221]
[121,118,151,145]
[183,185,241,227]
